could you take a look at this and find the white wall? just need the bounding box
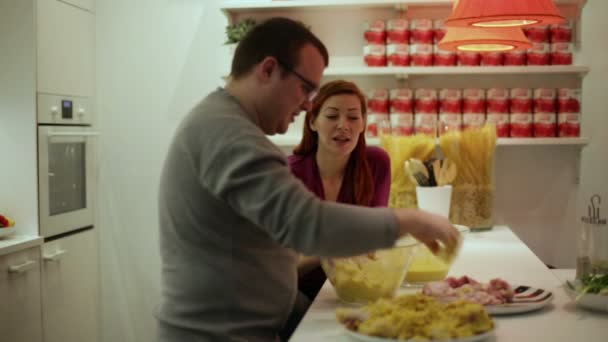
[96,0,226,341]
[579,0,608,262]
[0,0,38,236]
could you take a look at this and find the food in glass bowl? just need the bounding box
[321,237,418,304]
[404,224,469,284]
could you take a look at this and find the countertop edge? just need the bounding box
[0,235,44,256]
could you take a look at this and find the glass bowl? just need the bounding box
[320,237,418,304]
[404,224,469,285]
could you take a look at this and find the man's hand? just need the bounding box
[392,208,459,254]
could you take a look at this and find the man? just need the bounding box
[157,17,458,342]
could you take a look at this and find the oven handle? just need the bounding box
[47,131,100,137]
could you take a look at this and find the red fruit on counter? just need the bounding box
[0,215,9,228]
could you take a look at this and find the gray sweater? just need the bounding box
[156,88,399,342]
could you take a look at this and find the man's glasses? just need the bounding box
[276,59,319,102]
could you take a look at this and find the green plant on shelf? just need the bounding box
[225,18,257,44]
[225,19,311,45]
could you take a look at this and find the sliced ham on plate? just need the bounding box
[422,276,514,305]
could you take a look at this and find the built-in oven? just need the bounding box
[37,93,97,238]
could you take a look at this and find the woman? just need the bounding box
[288,80,391,301]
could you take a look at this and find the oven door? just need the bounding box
[38,126,98,237]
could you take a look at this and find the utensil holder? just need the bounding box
[415,185,453,218]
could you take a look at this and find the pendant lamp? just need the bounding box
[446,0,566,28]
[438,27,532,52]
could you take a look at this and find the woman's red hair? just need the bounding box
[293,80,374,206]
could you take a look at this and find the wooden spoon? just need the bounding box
[438,158,458,186]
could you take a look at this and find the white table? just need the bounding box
[290,226,608,341]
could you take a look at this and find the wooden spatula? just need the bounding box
[438,158,457,186]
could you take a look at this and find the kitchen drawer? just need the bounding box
[42,228,99,342]
[0,246,43,342]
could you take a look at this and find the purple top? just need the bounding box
[288,146,391,207]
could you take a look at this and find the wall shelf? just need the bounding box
[324,64,590,78]
[222,63,589,80]
[268,135,589,148]
[221,0,585,13]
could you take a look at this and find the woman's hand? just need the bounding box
[392,208,459,254]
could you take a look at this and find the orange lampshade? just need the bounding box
[446,0,566,28]
[438,27,532,52]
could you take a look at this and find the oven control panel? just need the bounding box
[37,93,93,125]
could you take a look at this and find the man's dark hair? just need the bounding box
[230,17,329,79]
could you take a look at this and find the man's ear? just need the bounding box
[257,56,278,83]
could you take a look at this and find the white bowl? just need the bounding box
[564,280,608,313]
[0,227,16,239]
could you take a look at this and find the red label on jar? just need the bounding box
[558,88,581,113]
[433,19,447,43]
[510,88,533,113]
[410,44,434,66]
[524,25,550,43]
[438,113,462,136]
[367,89,389,114]
[504,50,526,66]
[390,113,414,136]
[415,113,437,136]
[414,88,438,114]
[457,51,481,66]
[533,112,557,137]
[462,89,486,114]
[533,88,556,113]
[486,113,510,137]
[366,113,390,137]
[527,43,551,65]
[510,113,533,137]
[390,88,414,114]
[387,19,410,44]
[387,44,410,66]
[480,52,504,66]
[363,20,387,44]
[558,113,580,137]
[434,46,457,66]
[487,88,510,114]
[363,44,387,67]
[439,89,462,114]
[551,43,573,65]
[550,20,573,43]
[410,19,434,44]
[462,113,485,131]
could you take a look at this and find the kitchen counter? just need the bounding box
[0,234,43,256]
[290,226,608,341]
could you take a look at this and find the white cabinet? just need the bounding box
[0,247,43,342]
[37,0,95,97]
[41,229,99,342]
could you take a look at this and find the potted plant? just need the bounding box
[222,19,257,73]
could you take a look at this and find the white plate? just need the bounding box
[564,280,608,313]
[485,285,553,315]
[0,227,16,239]
[345,327,494,342]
